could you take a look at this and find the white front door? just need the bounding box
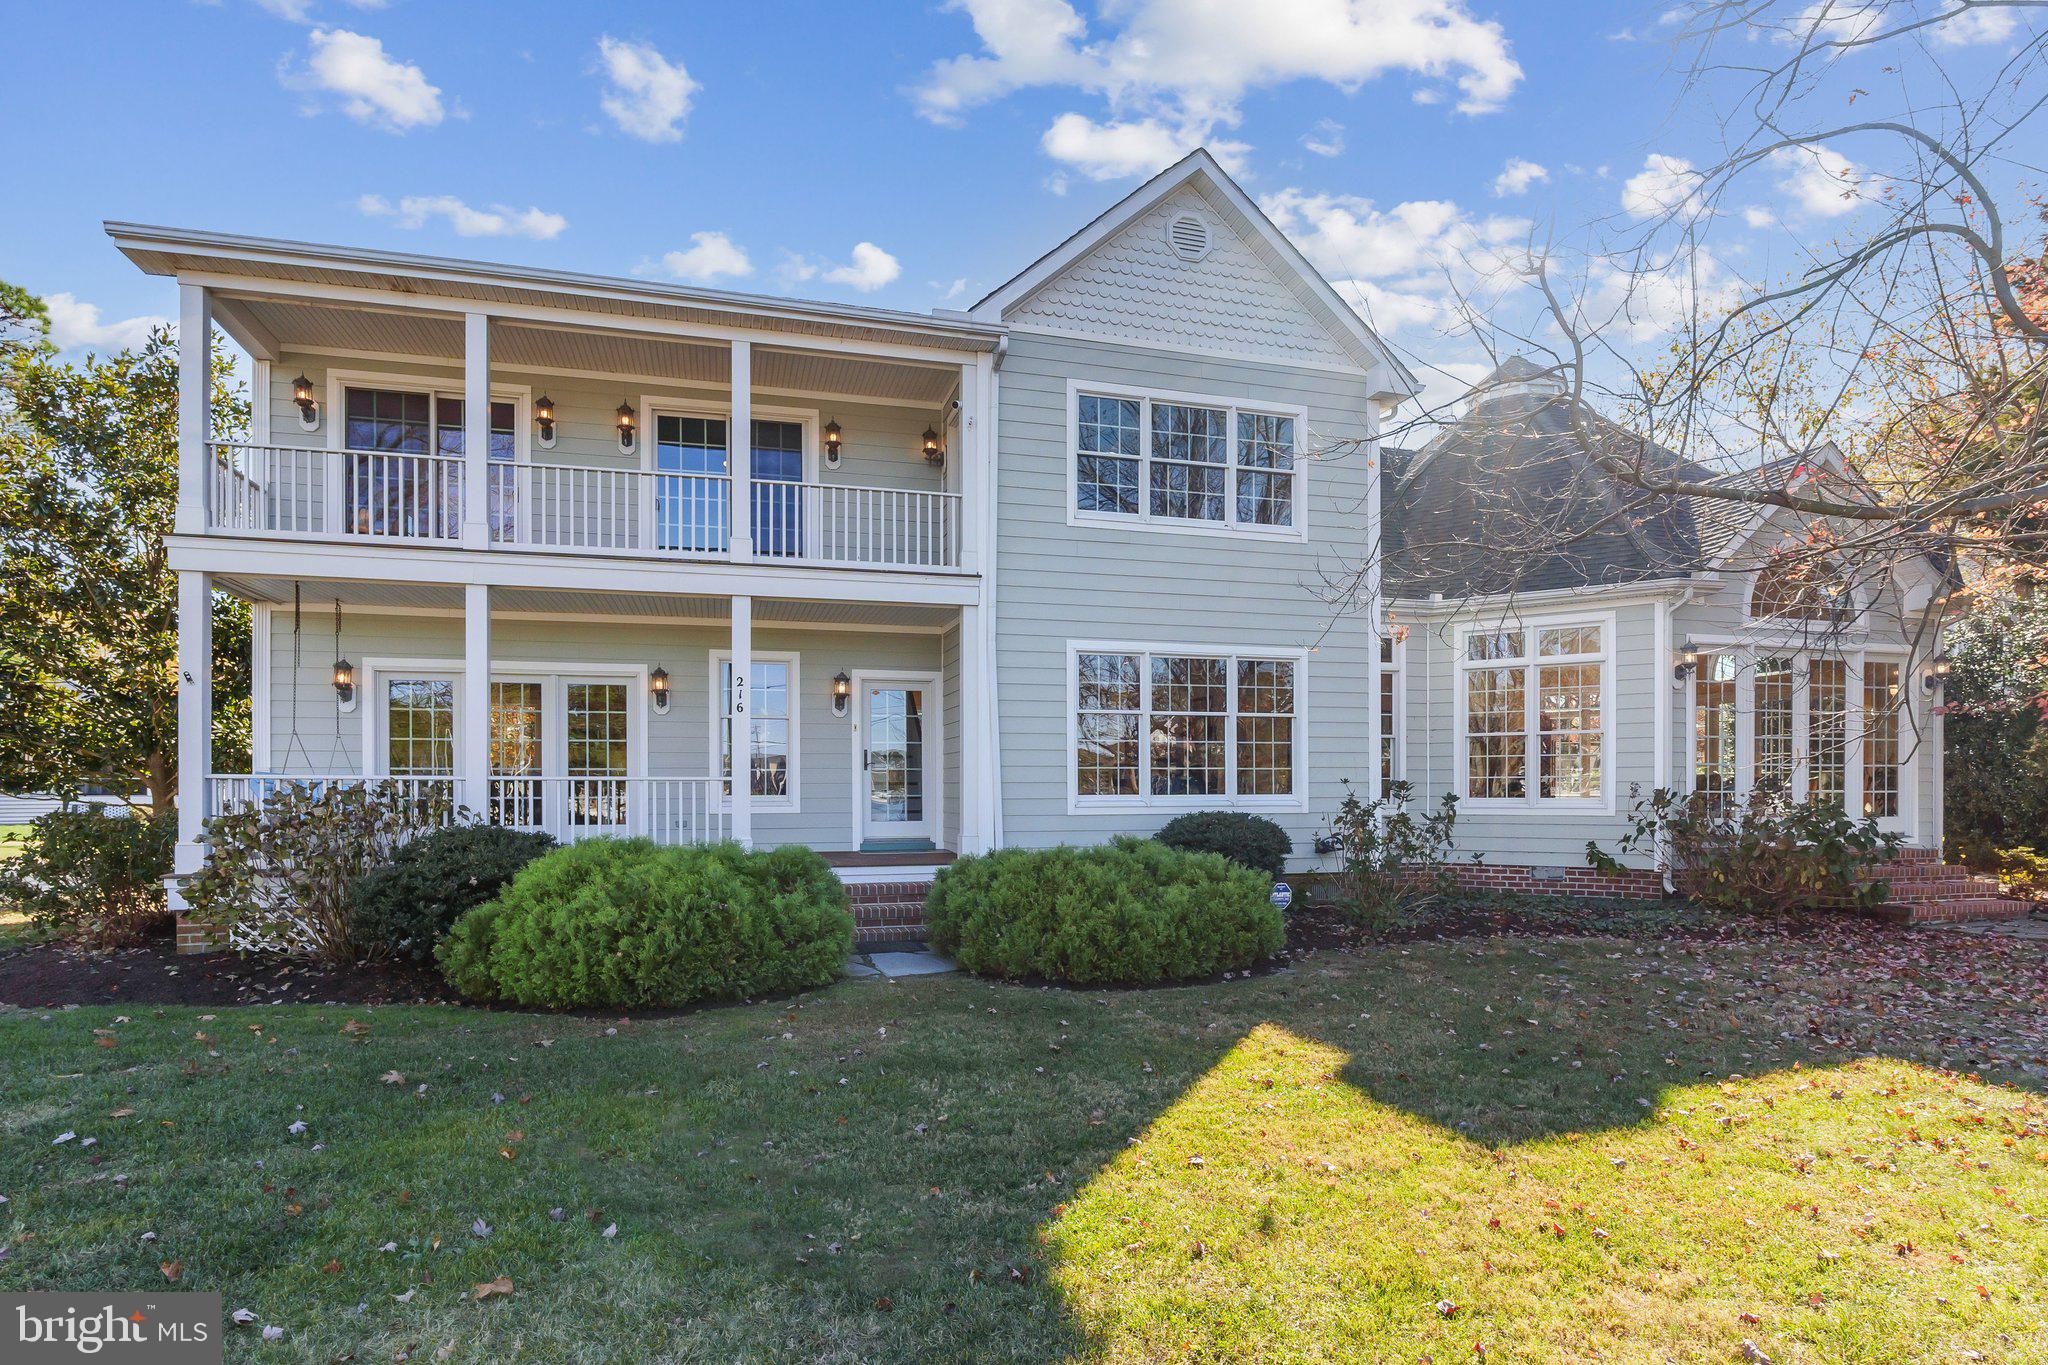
[857,676,937,845]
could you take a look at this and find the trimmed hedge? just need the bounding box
[925,838,1283,985]
[438,839,852,1009]
[348,824,555,965]
[1155,811,1292,878]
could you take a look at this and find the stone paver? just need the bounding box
[865,949,957,977]
[1924,915,2048,940]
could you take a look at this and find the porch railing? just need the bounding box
[206,443,964,570]
[206,773,726,847]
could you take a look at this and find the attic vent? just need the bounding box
[1165,211,1213,262]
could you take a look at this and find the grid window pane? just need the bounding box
[1467,630,1524,662]
[1538,625,1602,657]
[1809,657,1849,810]
[1150,656,1227,795]
[722,660,791,799]
[489,681,545,829]
[1754,656,1795,795]
[1077,395,1141,515]
[1862,661,1902,818]
[1379,656,1399,784]
[1235,659,1295,796]
[1537,661,1602,798]
[566,682,629,827]
[386,678,455,776]
[1235,412,1295,526]
[345,387,430,454]
[1465,664,1527,798]
[655,415,731,553]
[1149,404,1227,521]
[1694,653,1738,810]
[1076,652,1141,797]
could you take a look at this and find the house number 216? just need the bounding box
[732,674,746,714]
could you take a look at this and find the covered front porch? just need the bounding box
[171,574,994,910]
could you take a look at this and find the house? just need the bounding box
[116,151,1998,953]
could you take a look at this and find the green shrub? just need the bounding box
[348,824,555,966]
[1155,811,1292,878]
[1323,780,1465,930]
[0,806,174,947]
[924,838,1282,986]
[438,839,853,1009]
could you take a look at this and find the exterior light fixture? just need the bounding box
[616,401,638,452]
[921,425,943,465]
[1673,640,1700,682]
[1923,653,1951,693]
[292,374,319,430]
[831,670,852,717]
[534,393,557,446]
[650,665,670,713]
[823,419,843,468]
[332,657,355,706]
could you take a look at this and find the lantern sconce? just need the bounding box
[1923,652,1951,694]
[831,670,852,717]
[292,374,320,431]
[921,424,944,466]
[1673,640,1700,683]
[650,665,671,714]
[823,419,843,469]
[616,401,638,454]
[333,657,357,712]
[534,393,557,448]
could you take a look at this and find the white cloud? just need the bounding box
[1491,156,1548,197]
[252,0,316,20]
[356,194,566,240]
[1302,119,1345,157]
[595,36,697,143]
[1771,145,1867,217]
[1742,204,1777,228]
[1934,6,2016,45]
[915,0,1523,174]
[1621,152,1703,219]
[1039,113,1247,181]
[1774,0,1885,46]
[933,277,971,302]
[294,28,443,131]
[823,242,902,293]
[655,231,754,284]
[44,294,167,353]
[1588,247,1739,343]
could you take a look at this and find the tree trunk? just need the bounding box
[146,753,174,815]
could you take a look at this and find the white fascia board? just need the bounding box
[1388,575,1714,617]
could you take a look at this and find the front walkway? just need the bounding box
[844,945,956,978]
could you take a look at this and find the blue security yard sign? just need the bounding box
[1269,881,1293,910]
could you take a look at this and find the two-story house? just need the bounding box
[121,150,2002,952]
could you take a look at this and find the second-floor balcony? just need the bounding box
[207,443,965,570]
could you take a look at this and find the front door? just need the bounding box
[859,679,935,846]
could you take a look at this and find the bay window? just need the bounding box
[1072,386,1302,535]
[1073,646,1301,805]
[1459,620,1607,806]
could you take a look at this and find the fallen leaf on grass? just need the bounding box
[160,1260,182,1282]
[472,1276,513,1302]
[380,1071,406,1085]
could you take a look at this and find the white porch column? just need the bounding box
[956,362,980,573]
[462,584,492,815]
[958,603,988,854]
[462,313,492,550]
[175,284,212,536]
[729,340,752,562]
[729,594,753,848]
[168,570,213,911]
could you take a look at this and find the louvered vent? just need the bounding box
[1165,212,1213,262]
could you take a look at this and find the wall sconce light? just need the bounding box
[534,393,557,448]
[1673,640,1700,682]
[650,665,670,714]
[921,425,944,465]
[292,374,320,430]
[823,419,843,468]
[616,401,638,453]
[332,657,356,710]
[1923,653,1951,693]
[831,670,852,717]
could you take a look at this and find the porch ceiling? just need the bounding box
[227,297,959,404]
[216,575,960,629]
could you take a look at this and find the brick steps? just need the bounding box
[843,880,932,946]
[1861,855,2039,924]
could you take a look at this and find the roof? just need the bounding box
[972,149,1419,401]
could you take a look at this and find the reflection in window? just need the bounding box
[722,660,790,800]
[386,678,455,775]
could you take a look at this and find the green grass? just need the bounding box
[0,824,28,862]
[2,931,2044,1362]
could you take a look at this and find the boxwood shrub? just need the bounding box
[925,838,1283,985]
[347,824,556,965]
[438,839,853,1009]
[1154,810,1292,878]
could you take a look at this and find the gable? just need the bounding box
[1002,185,1362,370]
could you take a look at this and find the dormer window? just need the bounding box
[1750,553,1854,624]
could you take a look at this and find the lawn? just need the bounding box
[1,924,2044,1362]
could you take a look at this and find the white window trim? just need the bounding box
[1380,633,1405,785]
[709,649,801,813]
[846,668,944,850]
[323,367,532,465]
[641,397,820,483]
[355,658,649,781]
[1065,639,1309,814]
[1065,378,1310,542]
[1452,611,1616,814]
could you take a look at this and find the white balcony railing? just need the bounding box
[207,773,728,847]
[208,773,460,814]
[206,443,965,571]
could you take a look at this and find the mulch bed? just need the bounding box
[0,926,453,1009]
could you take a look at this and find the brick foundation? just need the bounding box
[1436,863,1666,900]
[174,915,225,954]
[843,880,933,945]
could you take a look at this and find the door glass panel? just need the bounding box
[752,419,805,558]
[567,682,629,827]
[655,415,729,552]
[386,678,455,776]
[867,687,924,824]
[490,681,544,828]
[1808,657,1848,811]
[1693,653,1738,811]
[1753,656,1795,797]
[1862,662,1902,819]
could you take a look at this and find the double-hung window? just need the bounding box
[1072,387,1302,535]
[1072,646,1301,805]
[1459,620,1608,807]
[715,654,796,807]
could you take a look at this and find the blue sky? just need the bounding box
[1,0,2032,407]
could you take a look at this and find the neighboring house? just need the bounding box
[0,794,64,825]
[115,151,1991,952]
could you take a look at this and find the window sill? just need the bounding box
[1067,511,1306,543]
[1070,794,1306,814]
